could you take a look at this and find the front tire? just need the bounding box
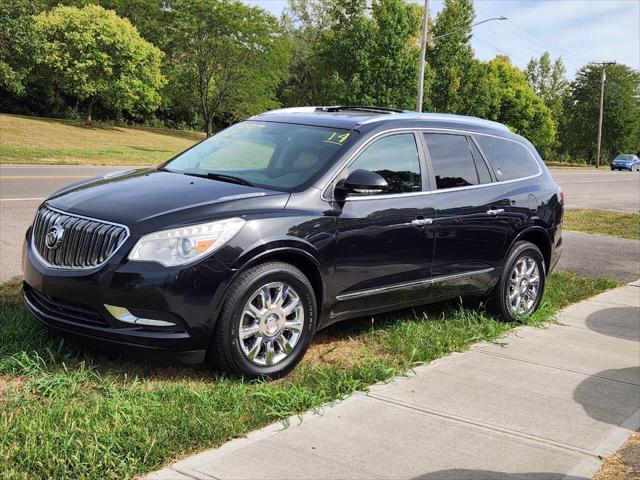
[210,261,316,379]
[488,241,546,322]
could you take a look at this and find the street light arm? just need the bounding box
[431,16,507,42]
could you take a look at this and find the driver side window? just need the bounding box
[346,133,422,194]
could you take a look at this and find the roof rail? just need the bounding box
[359,112,510,131]
[254,106,405,117]
[315,106,405,114]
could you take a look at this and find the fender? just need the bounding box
[204,240,329,336]
[503,226,552,274]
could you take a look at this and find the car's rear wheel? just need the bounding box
[210,261,316,379]
[488,241,546,322]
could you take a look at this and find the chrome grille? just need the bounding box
[32,206,129,269]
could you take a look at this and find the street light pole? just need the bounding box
[416,0,429,112]
[415,14,507,112]
[595,61,615,168]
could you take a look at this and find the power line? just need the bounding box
[475,2,596,63]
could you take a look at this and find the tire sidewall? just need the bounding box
[223,265,316,378]
[497,241,546,322]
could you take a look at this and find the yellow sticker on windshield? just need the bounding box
[324,132,351,145]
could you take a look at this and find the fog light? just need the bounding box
[104,304,176,327]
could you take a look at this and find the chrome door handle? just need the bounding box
[486,208,505,215]
[411,218,433,226]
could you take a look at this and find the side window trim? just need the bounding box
[334,130,428,200]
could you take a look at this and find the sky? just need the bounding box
[243,0,640,77]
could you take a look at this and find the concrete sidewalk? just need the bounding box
[147,283,640,480]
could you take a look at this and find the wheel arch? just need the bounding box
[508,227,552,274]
[229,245,327,320]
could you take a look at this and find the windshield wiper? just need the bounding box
[180,171,255,187]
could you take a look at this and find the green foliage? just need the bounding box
[525,52,568,118]
[483,56,557,155]
[168,0,290,135]
[424,0,475,113]
[561,63,640,164]
[34,4,164,123]
[0,0,42,95]
[312,0,420,109]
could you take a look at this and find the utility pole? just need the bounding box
[595,61,615,168]
[416,0,429,112]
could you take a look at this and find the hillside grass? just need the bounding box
[0,272,619,479]
[564,209,640,240]
[0,114,203,166]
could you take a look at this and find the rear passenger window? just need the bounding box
[475,136,540,181]
[424,133,480,189]
[347,133,421,194]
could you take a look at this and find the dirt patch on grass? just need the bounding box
[0,375,25,402]
[594,431,640,480]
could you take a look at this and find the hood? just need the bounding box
[46,168,289,233]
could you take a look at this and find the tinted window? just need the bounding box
[165,121,358,192]
[469,140,492,184]
[424,133,479,189]
[347,134,421,194]
[475,136,539,181]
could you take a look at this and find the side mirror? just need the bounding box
[335,169,388,200]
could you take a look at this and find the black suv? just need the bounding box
[22,106,563,378]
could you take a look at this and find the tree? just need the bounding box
[525,52,568,122]
[312,0,420,108]
[484,56,557,154]
[168,0,290,135]
[34,5,164,124]
[425,0,475,113]
[279,0,336,106]
[562,63,640,164]
[0,0,42,95]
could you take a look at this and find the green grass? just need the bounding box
[0,272,619,479]
[0,114,201,166]
[564,209,640,240]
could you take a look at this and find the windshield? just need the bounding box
[163,121,358,192]
[615,154,635,161]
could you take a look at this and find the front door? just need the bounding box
[330,132,436,318]
[422,132,509,299]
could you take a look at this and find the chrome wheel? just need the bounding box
[507,255,540,316]
[238,282,305,366]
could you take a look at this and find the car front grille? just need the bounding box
[32,206,129,269]
[23,283,110,328]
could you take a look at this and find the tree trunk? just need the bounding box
[206,116,213,137]
[85,98,96,125]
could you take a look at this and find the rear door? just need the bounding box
[423,132,509,298]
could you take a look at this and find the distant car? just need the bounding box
[22,106,563,379]
[611,154,640,171]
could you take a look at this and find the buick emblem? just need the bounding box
[45,224,65,250]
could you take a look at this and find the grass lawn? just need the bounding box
[0,114,203,166]
[0,272,619,479]
[564,209,640,240]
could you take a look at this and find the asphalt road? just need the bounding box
[551,168,640,213]
[1,165,638,283]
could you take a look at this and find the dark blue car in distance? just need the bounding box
[611,154,640,171]
[22,106,564,379]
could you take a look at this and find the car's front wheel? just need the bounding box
[210,261,316,379]
[488,241,546,322]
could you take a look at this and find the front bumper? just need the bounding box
[22,230,234,364]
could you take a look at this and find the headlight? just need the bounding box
[128,218,245,267]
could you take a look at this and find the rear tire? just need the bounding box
[209,261,316,379]
[487,241,546,322]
